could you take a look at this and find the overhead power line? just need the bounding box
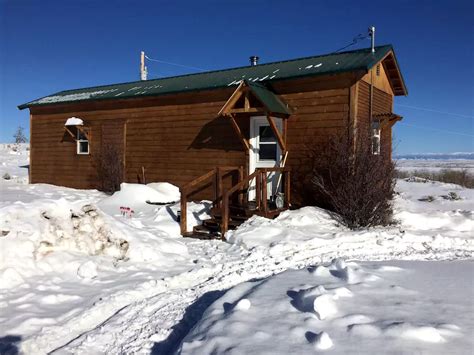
[333,33,370,53]
[144,55,206,72]
[397,104,474,120]
[398,122,474,138]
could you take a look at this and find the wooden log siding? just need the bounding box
[29,85,353,204]
[357,80,394,160]
[282,87,350,205]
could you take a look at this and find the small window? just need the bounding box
[258,125,277,161]
[376,64,381,76]
[77,130,89,155]
[371,122,381,155]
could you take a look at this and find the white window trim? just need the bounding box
[372,125,381,155]
[76,130,90,155]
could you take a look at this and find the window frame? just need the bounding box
[371,122,381,155]
[257,126,278,161]
[76,128,90,155]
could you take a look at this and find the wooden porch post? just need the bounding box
[262,169,268,213]
[180,190,187,235]
[285,170,291,208]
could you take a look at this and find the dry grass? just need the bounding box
[396,169,474,188]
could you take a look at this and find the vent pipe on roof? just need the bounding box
[249,56,259,66]
[140,51,148,80]
[369,26,375,53]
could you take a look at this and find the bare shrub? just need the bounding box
[95,144,123,194]
[395,169,474,188]
[310,134,396,229]
[2,172,11,180]
[13,126,27,143]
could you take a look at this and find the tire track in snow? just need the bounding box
[51,231,473,354]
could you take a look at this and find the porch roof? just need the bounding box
[246,81,291,116]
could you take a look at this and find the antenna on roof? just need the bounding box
[140,51,148,80]
[369,26,375,53]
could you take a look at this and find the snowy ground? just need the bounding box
[0,143,29,184]
[0,144,473,354]
[180,260,473,355]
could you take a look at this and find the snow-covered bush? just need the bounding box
[2,172,11,180]
[310,134,396,229]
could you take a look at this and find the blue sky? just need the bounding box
[1,0,472,154]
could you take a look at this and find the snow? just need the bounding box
[0,143,29,184]
[180,259,474,355]
[35,89,118,104]
[0,143,473,354]
[64,117,84,126]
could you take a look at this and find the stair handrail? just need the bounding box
[221,166,291,237]
[179,166,242,235]
[222,170,261,237]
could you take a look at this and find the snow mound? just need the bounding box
[0,200,129,269]
[99,183,177,214]
[226,206,340,249]
[384,322,445,343]
[0,198,189,285]
[146,182,180,202]
[234,298,251,311]
[314,331,333,350]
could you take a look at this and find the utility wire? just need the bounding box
[144,55,206,72]
[397,104,474,120]
[333,33,370,53]
[398,122,474,138]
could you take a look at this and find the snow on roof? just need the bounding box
[38,89,118,105]
[65,117,84,126]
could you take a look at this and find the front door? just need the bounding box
[248,116,282,201]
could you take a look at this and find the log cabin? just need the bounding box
[19,44,407,238]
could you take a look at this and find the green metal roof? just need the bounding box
[18,45,405,110]
[246,81,292,115]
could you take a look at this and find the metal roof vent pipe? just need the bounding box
[249,56,259,66]
[369,26,375,53]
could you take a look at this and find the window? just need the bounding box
[76,129,89,155]
[258,126,277,160]
[371,122,381,155]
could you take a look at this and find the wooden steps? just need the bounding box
[183,202,289,240]
[183,204,254,240]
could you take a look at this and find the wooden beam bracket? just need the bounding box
[266,114,286,153]
[229,114,250,151]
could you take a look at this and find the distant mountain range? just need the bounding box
[395,152,474,160]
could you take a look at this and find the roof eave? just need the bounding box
[18,67,369,111]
